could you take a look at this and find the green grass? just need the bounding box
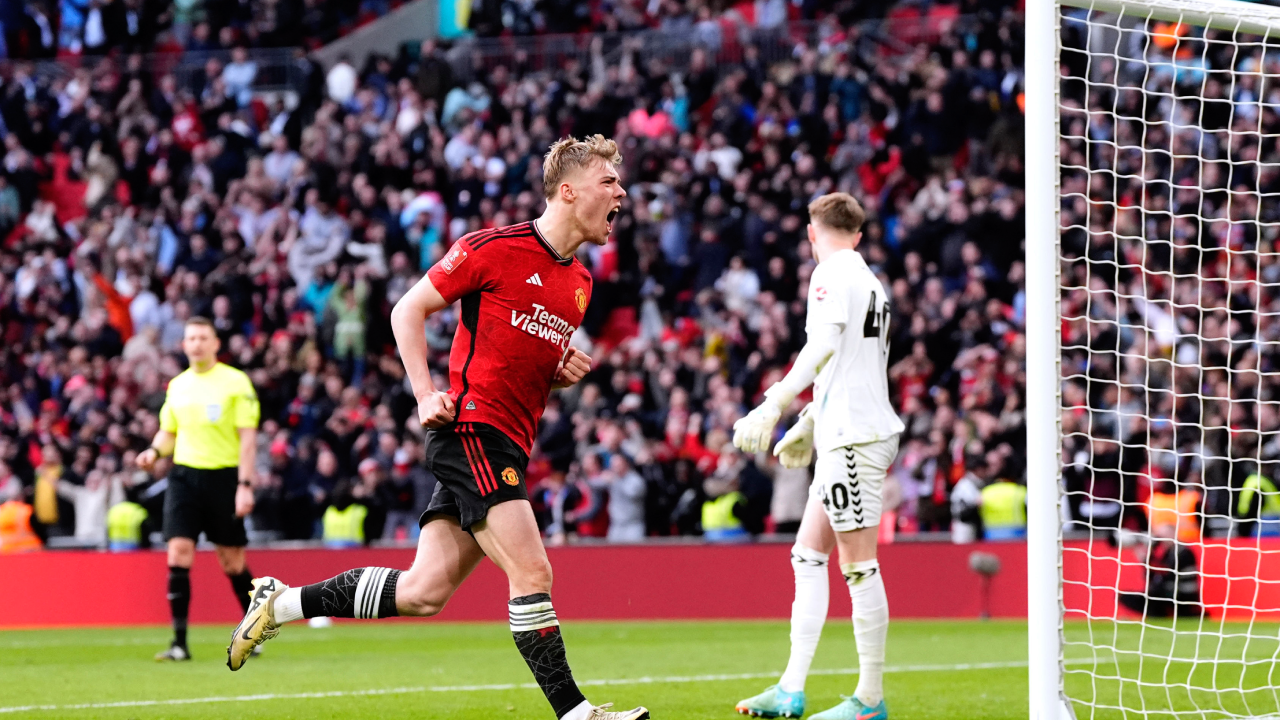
[0,619,1277,719]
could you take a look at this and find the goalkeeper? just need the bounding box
[733,193,904,720]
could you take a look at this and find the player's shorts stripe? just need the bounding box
[465,425,494,491]
[460,424,498,494]
[457,425,493,495]
[454,424,481,494]
[466,426,500,493]
[467,426,500,493]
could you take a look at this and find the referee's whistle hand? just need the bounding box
[418,392,456,430]
[136,448,158,471]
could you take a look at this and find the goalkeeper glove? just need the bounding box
[774,403,815,469]
[733,397,783,453]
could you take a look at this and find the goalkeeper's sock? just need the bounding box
[509,593,588,719]
[843,559,888,706]
[283,568,402,620]
[779,543,830,693]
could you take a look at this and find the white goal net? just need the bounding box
[1034,0,1280,717]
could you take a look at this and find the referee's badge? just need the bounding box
[206,403,223,422]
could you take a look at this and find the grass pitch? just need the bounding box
[1,619,1276,719]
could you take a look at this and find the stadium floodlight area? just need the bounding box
[1027,0,1280,718]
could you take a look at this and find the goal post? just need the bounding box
[1025,0,1066,717]
[1028,0,1280,718]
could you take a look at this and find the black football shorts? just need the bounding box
[420,421,530,531]
[163,465,248,546]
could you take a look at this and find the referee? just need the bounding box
[137,317,261,661]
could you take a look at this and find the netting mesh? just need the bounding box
[1057,2,1280,717]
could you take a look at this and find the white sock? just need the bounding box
[779,543,830,693]
[559,699,592,720]
[843,559,888,706]
[273,587,305,624]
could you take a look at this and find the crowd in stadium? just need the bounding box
[0,0,1038,550]
[1057,15,1280,540]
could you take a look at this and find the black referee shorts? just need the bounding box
[420,422,529,532]
[163,465,248,547]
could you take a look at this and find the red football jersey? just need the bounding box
[426,221,593,454]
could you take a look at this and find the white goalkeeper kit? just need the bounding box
[735,247,904,531]
[804,250,903,531]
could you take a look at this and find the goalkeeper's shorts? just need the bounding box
[810,436,899,532]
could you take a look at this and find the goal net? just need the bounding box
[1030,0,1280,718]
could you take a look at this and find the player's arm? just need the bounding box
[733,324,840,452]
[235,427,256,516]
[734,264,850,453]
[390,272,456,428]
[137,395,178,470]
[234,374,261,516]
[552,346,592,390]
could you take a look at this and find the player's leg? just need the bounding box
[737,497,835,718]
[214,545,254,613]
[226,511,485,669]
[207,469,254,614]
[279,514,483,620]
[472,499,648,720]
[157,465,199,661]
[828,526,886,718]
[159,536,195,661]
[810,438,898,720]
[782,495,838,690]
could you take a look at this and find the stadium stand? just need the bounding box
[0,0,1030,549]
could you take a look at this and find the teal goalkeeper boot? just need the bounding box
[735,685,806,718]
[809,696,887,720]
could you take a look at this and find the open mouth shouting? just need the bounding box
[606,206,620,235]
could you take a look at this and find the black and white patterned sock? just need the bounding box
[510,593,587,718]
[298,567,401,619]
[167,566,190,648]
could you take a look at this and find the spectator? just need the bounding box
[0,3,1031,548]
[415,40,454,107]
[326,56,358,105]
[605,454,646,543]
[222,46,259,108]
[322,480,367,548]
[1118,524,1203,618]
[381,448,419,541]
[702,466,749,543]
[0,499,42,553]
[56,455,125,546]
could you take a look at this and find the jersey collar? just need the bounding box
[529,220,574,267]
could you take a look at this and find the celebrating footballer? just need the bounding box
[225,135,648,720]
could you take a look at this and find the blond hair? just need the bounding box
[542,135,622,201]
[807,193,866,235]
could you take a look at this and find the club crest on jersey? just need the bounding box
[502,467,520,486]
[814,286,827,301]
[575,288,587,313]
[205,403,222,421]
[440,245,467,274]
